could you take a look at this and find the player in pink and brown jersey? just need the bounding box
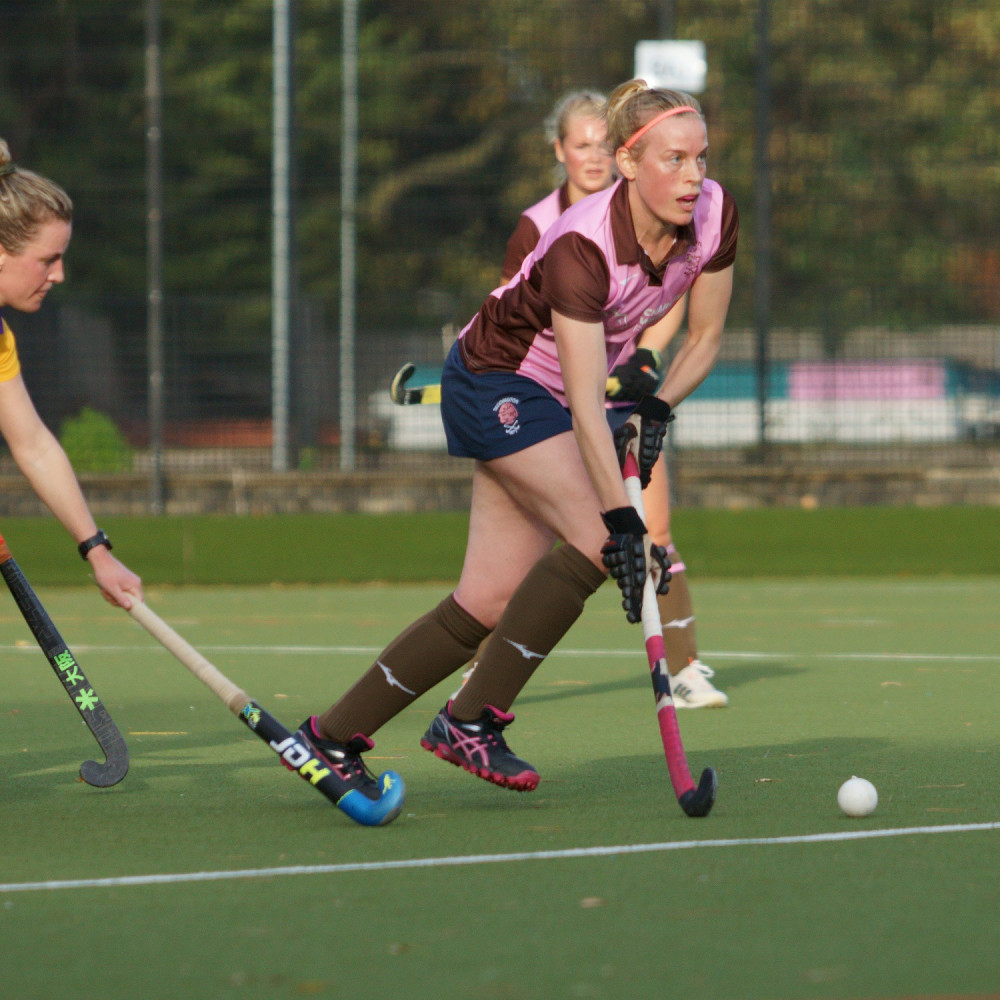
[471,89,728,709]
[299,81,737,808]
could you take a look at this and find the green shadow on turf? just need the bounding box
[517,658,804,706]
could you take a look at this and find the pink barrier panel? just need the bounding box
[788,361,946,400]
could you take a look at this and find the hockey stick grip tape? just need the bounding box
[127,599,250,716]
[644,628,696,795]
[621,450,698,795]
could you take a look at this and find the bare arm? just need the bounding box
[552,310,631,512]
[656,266,733,408]
[0,375,142,606]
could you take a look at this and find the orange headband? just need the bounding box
[623,106,699,150]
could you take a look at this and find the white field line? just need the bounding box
[1,822,997,895]
[3,643,999,664]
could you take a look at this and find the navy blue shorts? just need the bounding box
[605,403,637,432]
[440,342,572,460]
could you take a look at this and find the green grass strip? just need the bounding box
[0,505,996,586]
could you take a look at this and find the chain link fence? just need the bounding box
[12,296,997,472]
[2,1,998,511]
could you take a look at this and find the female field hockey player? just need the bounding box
[0,140,142,608]
[298,80,737,813]
[488,89,727,709]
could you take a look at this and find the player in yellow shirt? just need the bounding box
[0,139,141,607]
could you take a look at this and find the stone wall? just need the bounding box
[1,452,998,517]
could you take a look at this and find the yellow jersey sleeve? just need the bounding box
[0,317,22,382]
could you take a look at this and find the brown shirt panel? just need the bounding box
[501,215,542,284]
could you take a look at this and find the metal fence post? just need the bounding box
[339,0,358,472]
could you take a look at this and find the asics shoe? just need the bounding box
[671,659,729,709]
[420,701,539,791]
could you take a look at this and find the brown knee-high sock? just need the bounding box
[318,594,490,741]
[452,544,606,720]
[657,545,699,675]
[470,635,490,670]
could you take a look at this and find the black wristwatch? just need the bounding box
[78,530,112,561]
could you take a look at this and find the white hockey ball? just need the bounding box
[838,776,878,817]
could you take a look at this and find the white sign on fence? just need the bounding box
[634,40,707,93]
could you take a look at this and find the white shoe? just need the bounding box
[671,660,729,709]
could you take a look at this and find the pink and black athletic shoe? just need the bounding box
[420,701,539,791]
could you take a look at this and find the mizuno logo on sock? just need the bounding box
[664,615,696,629]
[503,638,545,660]
[378,660,416,695]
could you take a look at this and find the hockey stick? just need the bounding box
[389,320,459,403]
[125,598,405,827]
[391,362,623,406]
[390,363,441,405]
[0,533,129,787]
[621,443,717,818]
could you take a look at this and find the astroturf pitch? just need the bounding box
[1,579,998,1000]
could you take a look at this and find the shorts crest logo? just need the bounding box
[494,396,521,436]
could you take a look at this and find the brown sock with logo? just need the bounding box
[317,593,490,741]
[657,566,699,676]
[452,544,606,720]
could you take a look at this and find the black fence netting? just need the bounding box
[1,1,997,502]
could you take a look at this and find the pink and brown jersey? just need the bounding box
[459,178,738,407]
[500,184,572,284]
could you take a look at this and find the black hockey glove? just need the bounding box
[600,506,671,624]
[612,395,674,489]
[649,543,672,597]
[606,348,663,402]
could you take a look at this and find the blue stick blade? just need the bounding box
[336,771,406,827]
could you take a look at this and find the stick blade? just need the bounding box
[336,770,406,827]
[389,363,417,404]
[79,751,130,788]
[678,767,717,818]
[77,703,130,786]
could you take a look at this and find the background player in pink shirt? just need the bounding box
[500,90,614,284]
[0,139,142,608]
[299,81,737,819]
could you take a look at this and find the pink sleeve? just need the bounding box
[702,189,739,272]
